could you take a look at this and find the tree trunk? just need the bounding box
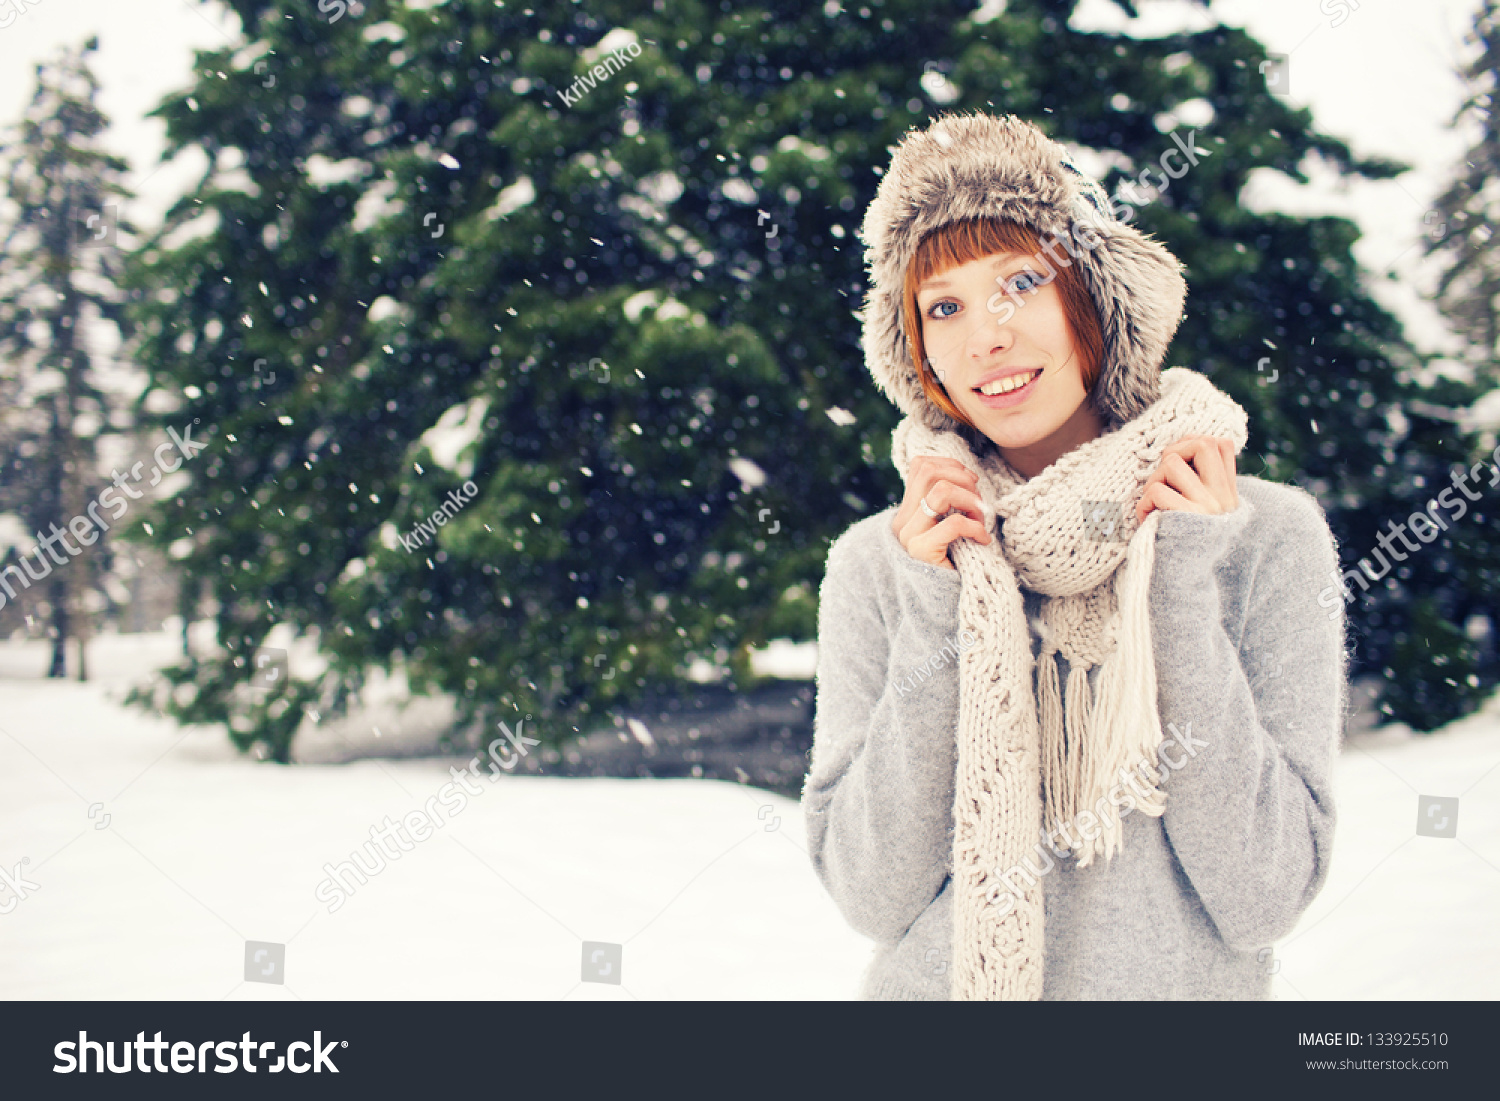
[48,589,67,678]
[181,576,194,657]
[73,557,89,682]
[71,527,90,682]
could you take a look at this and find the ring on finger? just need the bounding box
[919,495,940,519]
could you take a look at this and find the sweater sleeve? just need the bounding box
[803,517,965,946]
[1147,479,1348,953]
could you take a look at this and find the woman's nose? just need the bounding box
[968,320,1012,359]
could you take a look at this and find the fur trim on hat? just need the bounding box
[856,111,1188,433]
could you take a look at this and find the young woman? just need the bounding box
[804,112,1349,1000]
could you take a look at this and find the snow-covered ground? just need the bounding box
[0,631,1496,1000]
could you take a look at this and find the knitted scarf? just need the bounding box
[890,367,1249,1000]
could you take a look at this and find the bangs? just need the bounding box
[907,218,1044,291]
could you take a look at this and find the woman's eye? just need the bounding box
[1008,270,1044,294]
[927,300,959,319]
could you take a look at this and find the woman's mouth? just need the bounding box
[973,368,1043,408]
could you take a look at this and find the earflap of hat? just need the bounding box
[856,111,1188,433]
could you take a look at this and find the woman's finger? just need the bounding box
[894,457,980,533]
[1162,437,1236,510]
[922,479,986,522]
[912,455,980,488]
[1137,437,1238,522]
[897,478,976,540]
[906,512,992,569]
[1216,437,1239,511]
[1136,478,1201,522]
[1156,452,1219,511]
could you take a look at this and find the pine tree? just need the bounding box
[127,0,1473,758]
[1429,0,1500,376]
[0,37,133,680]
[1367,0,1500,731]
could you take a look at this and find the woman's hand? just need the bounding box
[1135,435,1239,524]
[892,455,993,571]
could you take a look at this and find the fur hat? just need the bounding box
[856,111,1188,433]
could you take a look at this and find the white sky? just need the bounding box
[0,0,1488,363]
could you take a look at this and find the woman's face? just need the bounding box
[916,249,1103,478]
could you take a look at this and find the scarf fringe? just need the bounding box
[1037,518,1170,869]
[1064,660,1091,818]
[1037,647,1066,834]
[1073,511,1169,867]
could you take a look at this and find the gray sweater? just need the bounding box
[803,475,1348,999]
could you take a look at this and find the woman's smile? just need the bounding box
[973,367,1044,406]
